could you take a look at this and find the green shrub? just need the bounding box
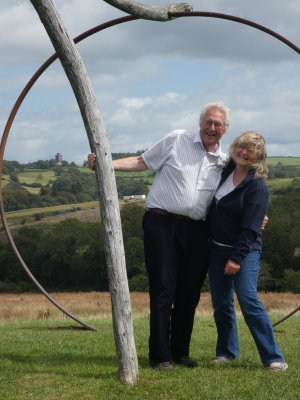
[280,269,300,293]
[129,274,149,291]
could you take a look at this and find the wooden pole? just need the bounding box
[29,0,138,386]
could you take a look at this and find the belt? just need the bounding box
[146,207,193,221]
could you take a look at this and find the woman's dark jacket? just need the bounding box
[207,159,269,265]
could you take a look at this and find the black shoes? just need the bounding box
[149,361,174,370]
[173,356,199,368]
[149,356,199,370]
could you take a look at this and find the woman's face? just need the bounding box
[233,145,256,169]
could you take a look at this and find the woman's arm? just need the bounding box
[230,183,269,265]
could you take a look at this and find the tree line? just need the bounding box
[268,162,300,179]
[3,153,146,174]
[2,159,74,174]
[3,158,300,212]
[0,203,146,293]
[0,200,299,294]
[1,158,300,293]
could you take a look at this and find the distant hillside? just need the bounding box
[266,157,300,166]
[1,156,300,213]
[0,162,150,213]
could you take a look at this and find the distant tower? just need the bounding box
[55,153,62,165]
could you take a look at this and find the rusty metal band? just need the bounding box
[0,16,138,332]
[0,12,299,330]
[168,11,300,54]
[272,305,300,328]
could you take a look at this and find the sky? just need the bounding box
[0,0,299,164]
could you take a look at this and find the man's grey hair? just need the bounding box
[199,101,230,127]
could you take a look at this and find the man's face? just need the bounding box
[199,108,228,151]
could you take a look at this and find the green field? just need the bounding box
[1,167,154,188]
[2,158,300,189]
[1,159,299,214]
[266,177,294,191]
[77,167,94,174]
[3,201,98,221]
[3,169,56,185]
[2,169,56,194]
[266,156,300,166]
[0,315,298,400]
[1,200,146,229]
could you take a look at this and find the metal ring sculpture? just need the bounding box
[0,11,299,331]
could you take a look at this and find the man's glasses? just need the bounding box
[203,119,226,129]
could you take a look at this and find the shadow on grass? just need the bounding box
[20,325,94,331]
[1,352,120,379]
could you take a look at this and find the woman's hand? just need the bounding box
[261,215,268,230]
[224,259,240,275]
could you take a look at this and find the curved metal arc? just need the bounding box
[0,202,98,331]
[272,305,300,327]
[0,15,137,192]
[0,16,136,332]
[0,12,299,330]
[169,11,300,54]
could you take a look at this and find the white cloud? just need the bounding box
[0,0,299,162]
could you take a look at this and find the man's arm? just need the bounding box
[113,156,148,171]
[87,153,148,172]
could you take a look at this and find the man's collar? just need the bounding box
[194,132,221,155]
[193,131,202,143]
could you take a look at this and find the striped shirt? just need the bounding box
[142,129,227,220]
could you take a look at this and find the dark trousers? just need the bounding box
[142,210,209,362]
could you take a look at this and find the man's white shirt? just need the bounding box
[142,129,227,220]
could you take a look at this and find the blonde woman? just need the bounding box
[207,131,287,371]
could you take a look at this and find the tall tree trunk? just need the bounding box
[29,0,138,386]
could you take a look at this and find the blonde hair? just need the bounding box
[229,131,268,178]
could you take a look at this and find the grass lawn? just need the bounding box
[0,315,298,400]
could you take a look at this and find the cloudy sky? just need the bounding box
[1,0,299,164]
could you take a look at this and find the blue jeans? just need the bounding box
[208,242,285,365]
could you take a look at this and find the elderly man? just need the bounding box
[88,101,230,370]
